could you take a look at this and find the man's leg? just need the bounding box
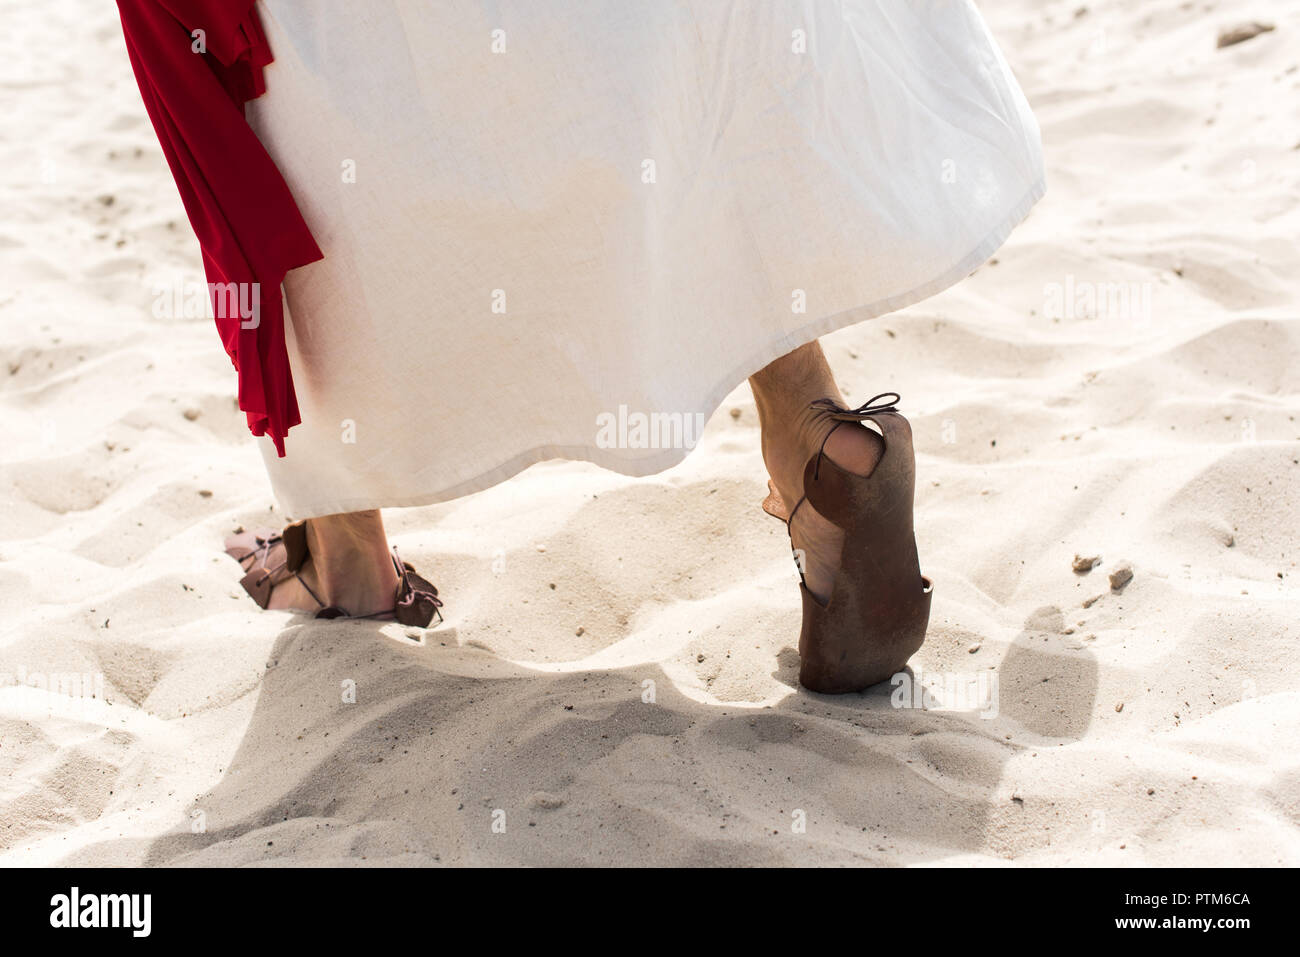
[749,340,884,601]
[267,509,400,616]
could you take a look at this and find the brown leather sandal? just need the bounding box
[224,524,301,609]
[223,522,443,627]
[761,392,932,693]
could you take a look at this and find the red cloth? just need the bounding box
[116,0,323,455]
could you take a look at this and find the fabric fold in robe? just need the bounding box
[244,0,1046,518]
[116,0,322,455]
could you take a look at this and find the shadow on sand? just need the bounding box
[107,599,1098,866]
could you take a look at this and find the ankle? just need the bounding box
[303,513,399,609]
[768,403,877,492]
[309,556,399,614]
[305,512,388,560]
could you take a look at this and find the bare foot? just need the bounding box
[255,511,400,617]
[264,552,328,613]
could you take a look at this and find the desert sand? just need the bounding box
[1,0,1298,866]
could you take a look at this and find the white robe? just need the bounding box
[245,0,1044,517]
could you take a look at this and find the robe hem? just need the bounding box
[266,175,1047,519]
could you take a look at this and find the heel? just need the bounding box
[761,395,932,693]
[800,407,931,691]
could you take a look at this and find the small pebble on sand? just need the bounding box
[575,626,585,636]
[1109,563,1134,592]
[1073,554,1101,573]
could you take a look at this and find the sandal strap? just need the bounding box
[313,548,443,627]
[808,392,899,481]
[294,571,327,610]
[234,531,283,571]
[783,391,903,529]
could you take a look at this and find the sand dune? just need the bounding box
[1,0,1298,865]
